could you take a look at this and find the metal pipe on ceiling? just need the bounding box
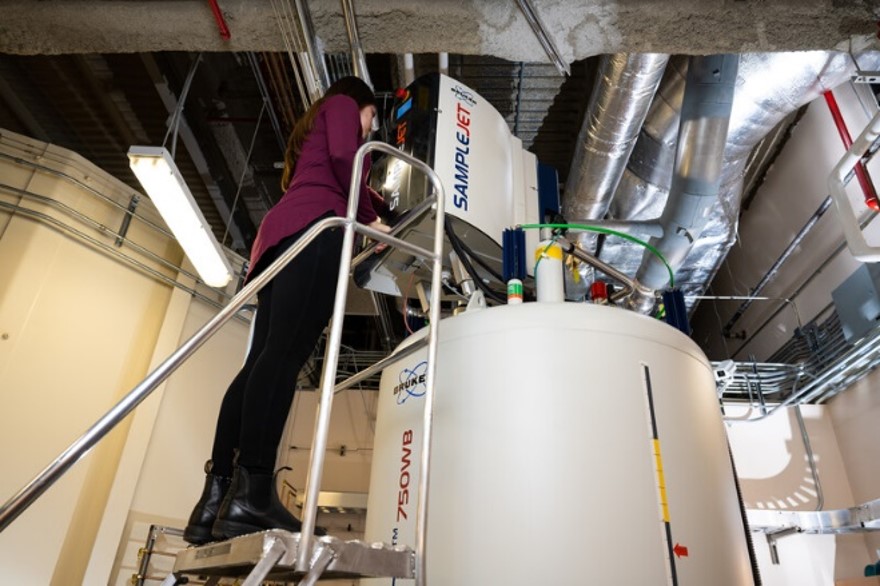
[262,52,298,133]
[438,52,449,76]
[270,0,311,109]
[246,52,288,154]
[721,196,833,338]
[270,0,327,104]
[794,404,824,511]
[514,0,570,76]
[823,89,879,209]
[292,0,330,100]
[340,0,372,87]
[562,53,669,226]
[207,0,232,40]
[630,54,739,310]
[402,53,415,86]
[675,50,880,304]
[602,49,880,308]
[609,57,688,221]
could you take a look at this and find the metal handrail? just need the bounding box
[294,142,446,586]
[0,139,447,586]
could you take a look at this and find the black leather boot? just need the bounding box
[212,466,305,540]
[183,460,232,545]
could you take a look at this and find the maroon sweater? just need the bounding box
[247,94,380,279]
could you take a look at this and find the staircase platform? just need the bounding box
[172,530,414,584]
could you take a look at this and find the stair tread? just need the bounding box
[173,529,414,581]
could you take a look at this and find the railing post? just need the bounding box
[296,142,446,584]
[414,146,446,586]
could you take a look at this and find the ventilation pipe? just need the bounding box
[563,53,669,226]
[629,54,739,311]
[600,50,880,310]
[608,58,688,222]
[675,50,880,301]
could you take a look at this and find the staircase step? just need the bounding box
[173,529,414,583]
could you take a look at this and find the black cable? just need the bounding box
[442,219,504,281]
[444,217,507,304]
[728,445,763,585]
[459,233,505,283]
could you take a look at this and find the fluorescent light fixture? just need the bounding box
[128,146,233,287]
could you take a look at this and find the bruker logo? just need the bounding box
[393,361,428,405]
[451,85,477,107]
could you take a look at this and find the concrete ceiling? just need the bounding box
[0,0,877,59]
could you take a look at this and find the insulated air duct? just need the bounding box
[631,54,739,305]
[602,47,880,308]
[563,53,669,223]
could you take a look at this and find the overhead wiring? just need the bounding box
[162,53,203,160]
[222,101,267,248]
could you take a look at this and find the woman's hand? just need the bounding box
[369,219,392,253]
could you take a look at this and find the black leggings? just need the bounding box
[210,223,343,477]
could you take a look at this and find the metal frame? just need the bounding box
[296,142,445,586]
[174,529,415,583]
[718,311,880,417]
[0,141,447,586]
[135,525,185,586]
[748,497,880,535]
[513,0,570,76]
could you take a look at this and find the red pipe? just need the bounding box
[207,0,231,40]
[823,89,879,210]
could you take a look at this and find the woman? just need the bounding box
[184,76,391,544]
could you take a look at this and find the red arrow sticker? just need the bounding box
[673,543,689,558]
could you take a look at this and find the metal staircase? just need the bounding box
[0,142,447,586]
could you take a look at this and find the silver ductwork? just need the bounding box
[609,57,688,222]
[563,53,669,223]
[634,54,739,296]
[601,49,880,308]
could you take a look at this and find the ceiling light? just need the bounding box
[128,146,233,287]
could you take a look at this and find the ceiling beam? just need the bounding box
[0,0,877,60]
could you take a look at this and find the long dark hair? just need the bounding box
[280,76,376,191]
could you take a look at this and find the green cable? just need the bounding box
[518,222,675,288]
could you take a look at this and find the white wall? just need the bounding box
[726,404,875,584]
[685,71,880,585]
[100,298,250,585]
[0,131,179,585]
[692,82,880,362]
[828,368,880,561]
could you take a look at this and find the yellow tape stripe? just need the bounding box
[653,439,670,523]
[535,243,563,262]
